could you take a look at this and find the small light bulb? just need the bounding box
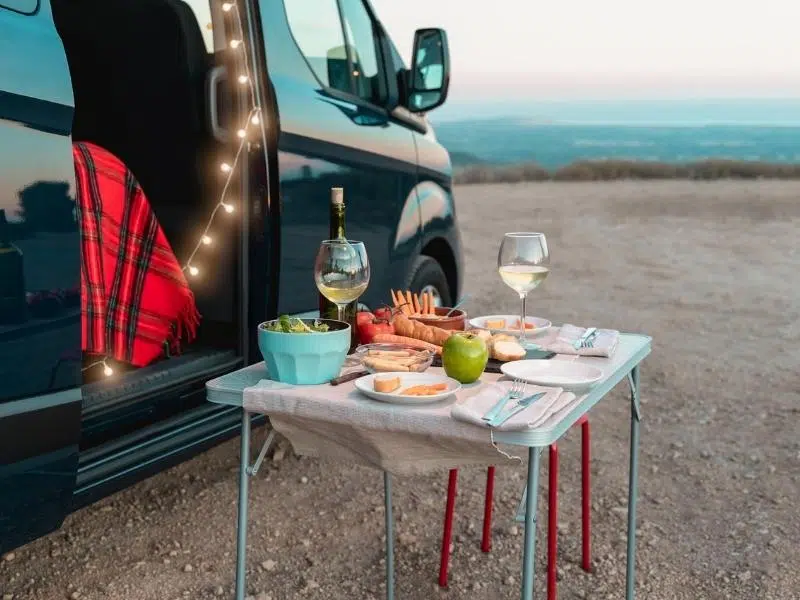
[237,128,246,138]
[103,363,113,377]
[188,265,199,276]
[222,2,233,11]
[222,202,234,213]
[230,39,241,49]
[201,235,212,245]
[251,114,260,125]
[220,162,232,173]
[353,70,360,77]
[238,75,249,84]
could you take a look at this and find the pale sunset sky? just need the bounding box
[372,0,800,100]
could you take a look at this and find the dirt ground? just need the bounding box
[2,180,799,600]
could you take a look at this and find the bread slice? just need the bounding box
[486,318,506,329]
[374,375,401,393]
[473,329,492,343]
[492,340,526,362]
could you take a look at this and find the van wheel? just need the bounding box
[406,255,452,308]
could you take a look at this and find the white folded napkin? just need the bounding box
[451,381,576,431]
[535,324,619,357]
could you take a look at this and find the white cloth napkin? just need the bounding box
[535,324,619,357]
[451,381,576,432]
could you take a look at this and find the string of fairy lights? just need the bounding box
[83,0,260,377]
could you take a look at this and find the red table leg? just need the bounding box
[581,417,592,572]
[439,468,458,587]
[481,466,495,552]
[548,444,559,600]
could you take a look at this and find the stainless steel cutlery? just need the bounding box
[487,391,547,427]
[482,378,525,422]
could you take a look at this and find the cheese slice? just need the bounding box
[374,376,400,393]
[486,318,506,329]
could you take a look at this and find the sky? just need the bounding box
[371,0,800,108]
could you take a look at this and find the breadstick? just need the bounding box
[364,357,410,372]
[368,350,412,357]
[371,333,441,353]
[421,292,429,315]
[390,290,398,307]
[412,293,421,314]
[392,313,451,346]
[427,292,435,314]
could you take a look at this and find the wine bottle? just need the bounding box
[0,209,28,325]
[317,187,358,350]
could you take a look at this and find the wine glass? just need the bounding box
[314,239,370,323]
[497,232,549,347]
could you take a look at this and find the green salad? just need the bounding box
[263,315,330,333]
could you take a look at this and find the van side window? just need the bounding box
[283,0,353,96]
[338,0,387,106]
[0,0,38,14]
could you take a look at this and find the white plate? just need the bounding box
[500,360,603,391]
[469,314,551,336]
[354,372,461,405]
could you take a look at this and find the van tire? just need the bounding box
[406,255,452,308]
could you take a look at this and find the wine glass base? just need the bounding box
[518,338,544,351]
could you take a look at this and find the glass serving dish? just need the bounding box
[354,343,434,373]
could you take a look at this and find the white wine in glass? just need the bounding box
[314,239,370,323]
[498,264,549,295]
[497,233,549,347]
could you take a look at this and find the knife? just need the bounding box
[330,370,368,385]
[487,392,546,427]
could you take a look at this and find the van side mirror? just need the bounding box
[406,28,450,113]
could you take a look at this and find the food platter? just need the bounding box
[469,314,551,336]
[353,372,461,405]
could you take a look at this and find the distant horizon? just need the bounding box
[429,97,800,124]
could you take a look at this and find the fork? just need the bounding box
[482,379,526,422]
[571,328,599,362]
[581,329,599,349]
[573,327,597,350]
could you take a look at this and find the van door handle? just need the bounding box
[207,65,229,142]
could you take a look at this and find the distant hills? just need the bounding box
[435,116,800,169]
[447,151,486,168]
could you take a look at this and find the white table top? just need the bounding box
[206,333,651,448]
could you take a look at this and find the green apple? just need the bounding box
[442,332,489,384]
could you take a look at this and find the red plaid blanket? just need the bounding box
[74,141,200,367]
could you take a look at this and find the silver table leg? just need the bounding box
[626,365,642,600]
[235,410,252,600]
[521,447,542,599]
[384,471,395,600]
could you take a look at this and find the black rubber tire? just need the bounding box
[405,255,453,307]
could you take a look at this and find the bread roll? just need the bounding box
[473,329,492,343]
[492,340,526,362]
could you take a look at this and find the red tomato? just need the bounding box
[357,318,395,345]
[373,307,393,321]
[356,311,375,327]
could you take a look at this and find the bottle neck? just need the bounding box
[329,202,346,240]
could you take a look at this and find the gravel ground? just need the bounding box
[2,180,799,600]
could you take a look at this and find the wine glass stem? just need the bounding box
[336,304,346,323]
[519,293,527,345]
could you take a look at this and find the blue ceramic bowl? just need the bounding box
[257,319,350,385]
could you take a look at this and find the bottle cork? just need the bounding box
[331,187,344,205]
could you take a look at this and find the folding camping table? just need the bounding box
[206,332,651,600]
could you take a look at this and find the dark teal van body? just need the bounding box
[0,0,460,552]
